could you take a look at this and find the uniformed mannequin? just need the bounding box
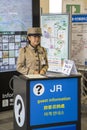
[16,27,48,75]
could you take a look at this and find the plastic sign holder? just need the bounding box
[62,59,78,75]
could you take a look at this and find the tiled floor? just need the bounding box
[0,110,13,130]
[0,109,87,130]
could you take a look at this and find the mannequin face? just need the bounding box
[28,35,41,47]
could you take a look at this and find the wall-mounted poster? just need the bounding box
[0,0,32,32]
[41,14,70,72]
[0,0,40,72]
[71,14,87,65]
[0,0,32,72]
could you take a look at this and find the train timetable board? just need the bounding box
[40,14,70,73]
[71,14,87,65]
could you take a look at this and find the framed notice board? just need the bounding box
[0,0,40,72]
[71,14,87,65]
[40,14,70,72]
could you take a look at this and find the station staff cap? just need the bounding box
[27,27,42,36]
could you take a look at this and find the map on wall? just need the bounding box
[41,14,69,72]
[71,14,87,65]
[0,0,32,72]
[0,0,32,31]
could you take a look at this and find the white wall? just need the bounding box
[49,0,62,13]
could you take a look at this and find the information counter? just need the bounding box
[13,73,81,130]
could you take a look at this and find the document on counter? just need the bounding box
[24,74,46,79]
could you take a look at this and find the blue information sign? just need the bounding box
[30,78,78,126]
[72,14,87,22]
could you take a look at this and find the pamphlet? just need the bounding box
[25,74,46,79]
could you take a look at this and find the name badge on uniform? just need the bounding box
[41,57,46,65]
